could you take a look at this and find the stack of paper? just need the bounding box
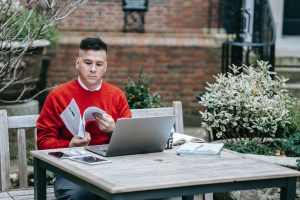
[177,142,224,156]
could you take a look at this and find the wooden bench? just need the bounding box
[0,101,184,199]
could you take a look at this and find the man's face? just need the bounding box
[76,49,107,90]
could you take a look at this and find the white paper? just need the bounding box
[60,99,82,137]
[83,107,106,121]
[82,106,106,135]
[78,118,85,138]
[60,99,106,138]
[173,132,205,146]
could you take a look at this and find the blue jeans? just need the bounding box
[54,176,103,200]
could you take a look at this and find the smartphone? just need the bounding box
[69,156,111,165]
[48,151,71,159]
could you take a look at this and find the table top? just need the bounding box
[31,147,300,194]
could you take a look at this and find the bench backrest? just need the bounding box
[0,101,183,191]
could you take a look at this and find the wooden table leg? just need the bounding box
[280,177,297,200]
[182,196,194,200]
[34,157,46,200]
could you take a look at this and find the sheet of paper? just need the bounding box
[78,118,85,138]
[83,106,106,121]
[82,107,106,135]
[60,98,82,137]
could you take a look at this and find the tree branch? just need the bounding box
[0,0,88,103]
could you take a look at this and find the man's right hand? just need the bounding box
[69,131,91,147]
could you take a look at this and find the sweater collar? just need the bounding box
[77,77,102,91]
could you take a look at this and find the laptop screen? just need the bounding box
[85,115,176,157]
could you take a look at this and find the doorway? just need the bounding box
[283,0,300,35]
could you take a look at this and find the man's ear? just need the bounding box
[75,57,80,69]
[104,62,108,72]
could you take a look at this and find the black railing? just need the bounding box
[207,0,276,74]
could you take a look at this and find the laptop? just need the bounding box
[84,115,176,157]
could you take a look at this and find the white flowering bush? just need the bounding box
[199,61,292,141]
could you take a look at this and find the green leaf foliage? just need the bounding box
[288,98,300,134]
[0,6,58,47]
[225,133,300,157]
[225,140,277,156]
[125,73,162,109]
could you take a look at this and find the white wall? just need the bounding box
[268,0,284,38]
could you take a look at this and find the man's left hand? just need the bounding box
[93,113,115,133]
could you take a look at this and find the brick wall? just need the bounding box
[59,0,210,33]
[47,0,222,125]
[46,32,221,125]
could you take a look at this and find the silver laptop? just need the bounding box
[84,115,176,157]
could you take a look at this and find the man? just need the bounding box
[36,37,131,200]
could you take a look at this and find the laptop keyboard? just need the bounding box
[98,144,109,151]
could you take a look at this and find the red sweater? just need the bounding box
[37,80,132,150]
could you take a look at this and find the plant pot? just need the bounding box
[0,40,50,103]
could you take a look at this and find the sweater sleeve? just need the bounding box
[36,92,70,150]
[117,92,132,118]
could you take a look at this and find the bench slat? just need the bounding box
[1,187,55,200]
[131,102,184,133]
[173,101,184,133]
[7,115,39,129]
[0,197,13,200]
[0,110,11,192]
[17,129,28,188]
[131,107,174,117]
[0,191,11,198]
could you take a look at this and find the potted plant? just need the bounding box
[125,72,162,109]
[0,0,87,104]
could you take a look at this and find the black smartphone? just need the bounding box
[48,151,71,159]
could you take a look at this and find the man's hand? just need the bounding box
[69,131,91,147]
[93,113,115,133]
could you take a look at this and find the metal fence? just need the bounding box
[208,0,276,74]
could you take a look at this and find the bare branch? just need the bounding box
[0,85,57,104]
[0,0,88,103]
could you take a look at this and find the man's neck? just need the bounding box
[77,77,102,91]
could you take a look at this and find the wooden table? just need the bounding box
[31,148,300,200]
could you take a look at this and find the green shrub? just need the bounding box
[273,132,300,157]
[288,98,300,133]
[199,61,292,142]
[225,140,277,156]
[125,73,162,109]
[225,133,300,157]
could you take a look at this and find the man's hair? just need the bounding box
[79,37,108,54]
